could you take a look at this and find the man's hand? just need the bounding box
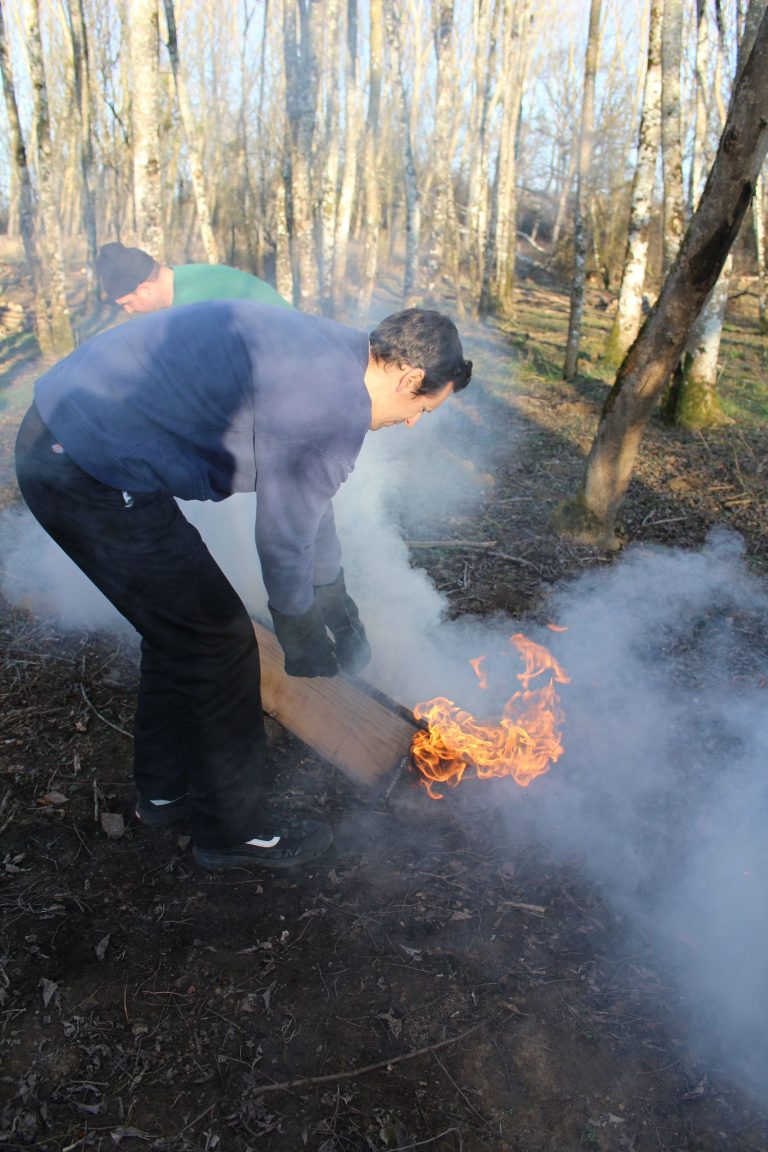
[269,601,338,677]
[314,569,371,675]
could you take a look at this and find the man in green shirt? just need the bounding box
[96,241,291,314]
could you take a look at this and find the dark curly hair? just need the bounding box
[369,309,472,396]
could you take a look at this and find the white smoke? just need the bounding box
[4,399,768,1105]
[521,526,768,1100]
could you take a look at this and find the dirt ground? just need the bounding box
[2,275,768,1151]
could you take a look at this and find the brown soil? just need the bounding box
[2,278,768,1150]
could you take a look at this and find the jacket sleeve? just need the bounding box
[254,437,346,615]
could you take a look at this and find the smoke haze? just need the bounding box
[3,392,768,1104]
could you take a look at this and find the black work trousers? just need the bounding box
[15,404,268,849]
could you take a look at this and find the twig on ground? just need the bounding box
[406,540,497,550]
[386,1126,464,1152]
[251,1014,515,1097]
[431,1051,491,1128]
[500,900,547,915]
[488,550,544,574]
[80,683,132,738]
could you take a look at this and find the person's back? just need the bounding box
[96,242,291,314]
[171,263,291,309]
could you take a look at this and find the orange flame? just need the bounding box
[411,633,569,800]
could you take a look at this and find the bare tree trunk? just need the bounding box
[65,0,98,309]
[237,1,259,271]
[0,0,52,354]
[129,0,163,256]
[424,0,454,302]
[318,0,344,313]
[755,172,766,333]
[21,0,74,356]
[480,0,529,316]
[331,0,361,316]
[604,0,662,368]
[563,0,602,381]
[356,0,382,317]
[283,0,319,310]
[550,10,768,549]
[162,0,220,263]
[466,0,501,310]
[688,0,710,208]
[668,0,764,430]
[274,159,293,302]
[387,1,421,307]
[661,0,686,272]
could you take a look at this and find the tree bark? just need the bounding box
[356,0,382,317]
[65,0,98,309]
[162,0,220,264]
[550,9,768,549]
[604,0,662,368]
[661,0,686,273]
[0,0,52,354]
[21,0,74,356]
[755,172,766,333]
[424,0,455,302]
[563,0,602,380]
[668,0,764,430]
[386,1,421,307]
[129,0,163,256]
[283,0,319,310]
[331,0,361,316]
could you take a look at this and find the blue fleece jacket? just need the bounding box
[34,300,371,615]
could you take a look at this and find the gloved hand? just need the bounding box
[314,569,371,675]
[269,601,338,678]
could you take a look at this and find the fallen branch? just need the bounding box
[252,1013,515,1096]
[80,684,132,739]
[500,900,547,916]
[406,540,497,549]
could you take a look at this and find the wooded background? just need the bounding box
[0,0,766,536]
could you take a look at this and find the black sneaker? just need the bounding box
[193,819,333,871]
[135,792,190,827]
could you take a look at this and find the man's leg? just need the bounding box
[15,404,268,849]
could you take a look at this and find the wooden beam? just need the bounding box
[253,620,417,789]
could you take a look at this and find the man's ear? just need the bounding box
[395,366,425,393]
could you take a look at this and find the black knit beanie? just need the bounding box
[96,242,155,300]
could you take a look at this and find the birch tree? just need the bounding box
[283,0,319,310]
[466,0,502,307]
[563,0,602,380]
[661,0,686,272]
[64,0,98,308]
[357,0,383,316]
[425,0,455,302]
[162,0,220,263]
[387,0,421,306]
[666,0,765,431]
[603,0,662,368]
[20,0,74,355]
[480,0,530,316]
[331,0,362,315]
[129,0,163,255]
[550,9,768,550]
[0,0,55,353]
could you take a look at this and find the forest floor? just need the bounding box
[1,260,768,1151]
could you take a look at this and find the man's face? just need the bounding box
[114,279,165,315]
[370,377,454,431]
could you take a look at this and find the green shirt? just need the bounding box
[171,264,291,309]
